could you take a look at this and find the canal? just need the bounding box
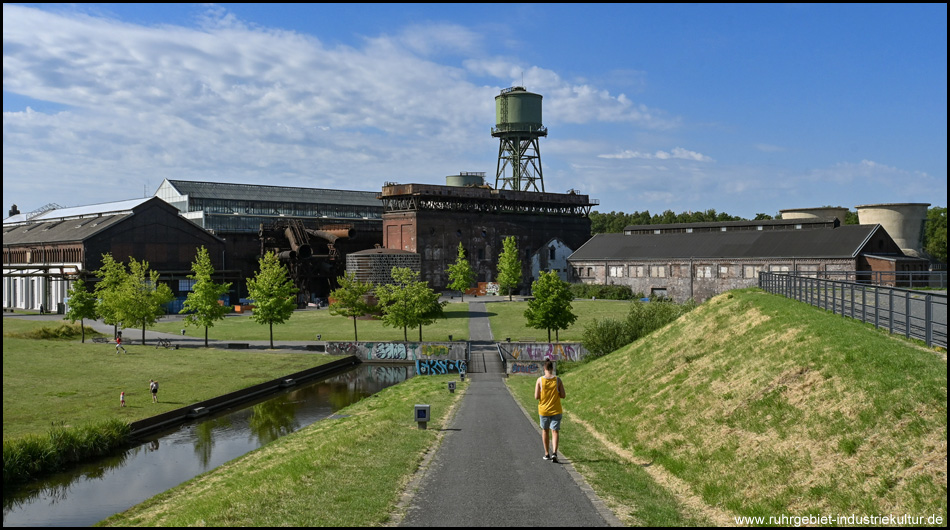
[2,363,414,527]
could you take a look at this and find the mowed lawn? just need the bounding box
[2,318,344,439]
[148,302,473,342]
[486,299,636,342]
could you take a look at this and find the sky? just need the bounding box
[3,3,947,220]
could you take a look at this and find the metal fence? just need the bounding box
[804,270,947,289]
[759,272,947,349]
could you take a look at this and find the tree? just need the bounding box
[924,206,947,263]
[496,236,522,301]
[65,278,97,343]
[328,271,373,341]
[524,270,577,342]
[118,258,174,345]
[376,267,443,341]
[93,253,128,337]
[446,243,476,301]
[181,246,232,347]
[246,252,298,348]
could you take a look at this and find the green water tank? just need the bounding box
[495,87,543,132]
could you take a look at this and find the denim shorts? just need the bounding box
[539,413,562,431]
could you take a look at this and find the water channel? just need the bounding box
[2,363,415,527]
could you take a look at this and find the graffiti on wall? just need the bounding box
[326,342,467,361]
[416,359,468,375]
[499,342,588,362]
[485,282,500,295]
[509,361,544,375]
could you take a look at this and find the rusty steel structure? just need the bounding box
[260,219,371,303]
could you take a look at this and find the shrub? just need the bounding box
[3,322,98,340]
[569,284,640,300]
[3,419,131,488]
[581,299,698,359]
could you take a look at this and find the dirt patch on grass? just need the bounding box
[571,414,738,527]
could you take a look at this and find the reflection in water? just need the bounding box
[2,364,413,527]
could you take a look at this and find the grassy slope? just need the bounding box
[519,288,946,520]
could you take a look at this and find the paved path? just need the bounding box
[397,302,619,527]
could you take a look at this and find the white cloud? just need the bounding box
[598,147,713,162]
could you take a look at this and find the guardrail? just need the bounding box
[804,270,947,289]
[759,272,947,349]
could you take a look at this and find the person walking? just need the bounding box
[120,391,126,407]
[115,334,127,354]
[535,360,566,463]
[149,379,159,403]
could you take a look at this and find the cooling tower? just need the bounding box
[779,206,850,223]
[855,203,930,258]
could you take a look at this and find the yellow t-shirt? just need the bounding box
[537,376,562,416]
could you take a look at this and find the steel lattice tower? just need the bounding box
[492,87,547,192]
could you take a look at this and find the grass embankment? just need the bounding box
[487,299,636,342]
[99,375,465,526]
[147,302,473,342]
[508,288,947,523]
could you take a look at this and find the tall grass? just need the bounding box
[4,420,130,488]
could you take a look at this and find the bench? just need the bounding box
[227,343,249,349]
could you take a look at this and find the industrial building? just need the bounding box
[3,198,225,312]
[569,214,931,303]
[376,87,597,292]
[154,179,384,301]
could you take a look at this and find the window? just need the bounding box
[629,265,645,278]
[696,266,713,278]
[650,265,667,278]
[719,265,729,277]
[549,246,556,260]
[743,265,763,279]
[608,266,624,278]
[770,264,791,273]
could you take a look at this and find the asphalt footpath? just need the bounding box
[397,301,620,527]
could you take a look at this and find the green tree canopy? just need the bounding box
[246,251,298,348]
[375,267,445,341]
[496,236,522,301]
[65,278,97,343]
[93,253,128,335]
[446,242,476,302]
[119,258,174,345]
[524,270,577,342]
[328,271,373,341]
[181,246,232,347]
[924,206,947,263]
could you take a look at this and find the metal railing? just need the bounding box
[760,272,947,349]
[805,270,947,289]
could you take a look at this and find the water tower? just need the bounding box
[492,87,547,192]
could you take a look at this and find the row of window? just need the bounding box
[577,263,820,280]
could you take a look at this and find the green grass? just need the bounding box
[505,376,711,526]
[98,375,466,527]
[2,332,344,440]
[486,299,636,342]
[147,302,473,342]
[552,288,947,521]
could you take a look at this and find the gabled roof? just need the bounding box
[569,224,889,261]
[162,179,380,207]
[2,197,168,246]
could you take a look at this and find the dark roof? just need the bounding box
[3,212,131,246]
[569,225,886,261]
[165,179,380,207]
[622,217,837,233]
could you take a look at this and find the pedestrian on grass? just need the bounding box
[149,379,159,403]
[115,334,127,354]
[120,391,126,407]
[535,360,566,463]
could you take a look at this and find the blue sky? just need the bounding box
[3,3,946,219]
